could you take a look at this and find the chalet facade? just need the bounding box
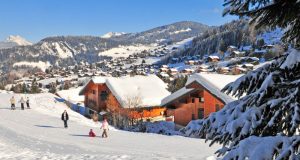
[79,75,170,122]
[161,73,241,126]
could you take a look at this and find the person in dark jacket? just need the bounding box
[61,110,69,128]
[19,97,25,110]
[26,97,30,109]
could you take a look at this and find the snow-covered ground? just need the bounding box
[0,92,219,160]
[13,61,51,72]
[98,44,157,58]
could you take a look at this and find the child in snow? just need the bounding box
[10,96,16,110]
[61,110,69,128]
[100,119,109,138]
[89,129,96,137]
[19,97,25,110]
[26,97,30,109]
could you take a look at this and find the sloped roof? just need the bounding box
[79,75,170,108]
[161,87,195,106]
[186,73,242,103]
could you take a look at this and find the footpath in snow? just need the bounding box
[0,92,219,160]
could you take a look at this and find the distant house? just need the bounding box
[182,68,194,74]
[207,56,220,62]
[217,67,230,74]
[161,73,241,126]
[197,64,211,73]
[230,50,246,58]
[230,65,247,75]
[185,60,195,65]
[242,63,254,70]
[227,45,238,53]
[79,75,171,122]
[250,49,267,58]
[169,68,178,75]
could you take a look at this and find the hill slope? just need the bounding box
[0,92,219,160]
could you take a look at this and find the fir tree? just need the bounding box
[182,0,300,159]
[30,78,40,93]
[223,0,300,48]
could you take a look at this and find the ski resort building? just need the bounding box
[161,73,241,126]
[79,75,170,122]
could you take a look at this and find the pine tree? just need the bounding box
[223,0,300,48]
[181,0,300,159]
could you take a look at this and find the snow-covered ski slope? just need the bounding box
[0,92,219,160]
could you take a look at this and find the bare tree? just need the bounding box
[125,94,143,126]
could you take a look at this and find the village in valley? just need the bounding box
[0,0,299,160]
[1,42,280,128]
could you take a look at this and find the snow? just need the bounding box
[101,32,126,38]
[223,136,300,160]
[166,37,194,50]
[186,73,242,103]
[80,75,171,108]
[0,35,32,49]
[6,35,32,46]
[40,42,74,59]
[105,75,171,108]
[162,73,242,106]
[129,121,180,136]
[161,87,195,106]
[170,28,192,35]
[280,49,300,69]
[208,56,219,59]
[98,44,157,58]
[57,87,84,104]
[53,42,74,58]
[0,92,219,159]
[13,61,51,72]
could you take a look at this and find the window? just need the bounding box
[192,98,195,103]
[201,97,204,102]
[215,104,220,111]
[91,90,96,95]
[100,91,108,101]
[198,108,204,119]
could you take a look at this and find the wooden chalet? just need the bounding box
[79,75,171,122]
[161,73,241,126]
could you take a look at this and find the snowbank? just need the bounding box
[13,61,51,72]
[128,121,180,136]
[57,87,84,104]
[98,44,156,58]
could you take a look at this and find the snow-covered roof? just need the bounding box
[106,75,170,108]
[208,56,220,59]
[161,87,195,106]
[80,75,170,108]
[185,73,242,103]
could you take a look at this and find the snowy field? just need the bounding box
[0,92,219,160]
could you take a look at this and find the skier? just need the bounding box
[100,118,109,138]
[89,129,96,137]
[19,97,25,110]
[26,97,30,109]
[10,96,16,110]
[61,110,69,128]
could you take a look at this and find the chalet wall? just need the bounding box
[84,82,100,112]
[166,81,225,126]
[203,90,224,117]
[83,82,167,121]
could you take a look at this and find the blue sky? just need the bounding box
[0,0,236,42]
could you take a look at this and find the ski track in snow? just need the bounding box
[0,93,219,160]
